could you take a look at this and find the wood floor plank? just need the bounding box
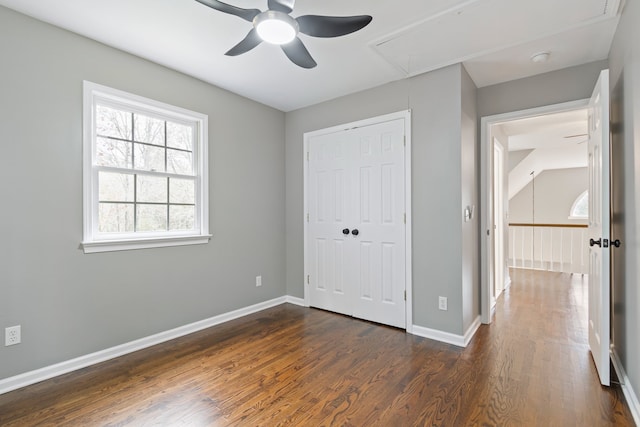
[0,269,636,426]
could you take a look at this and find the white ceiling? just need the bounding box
[0,0,621,111]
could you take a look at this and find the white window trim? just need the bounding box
[81,81,211,253]
[568,190,589,220]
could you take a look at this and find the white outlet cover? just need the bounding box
[5,325,21,346]
[438,297,448,311]
[256,276,262,287]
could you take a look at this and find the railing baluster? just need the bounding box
[507,223,587,274]
[559,228,564,273]
[549,228,555,271]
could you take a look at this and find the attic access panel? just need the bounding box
[372,0,619,76]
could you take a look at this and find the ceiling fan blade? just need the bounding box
[296,15,372,38]
[195,0,261,22]
[281,38,317,69]
[268,0,295,14]
[225,29,262,56]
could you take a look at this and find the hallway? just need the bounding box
[473,268,631,425]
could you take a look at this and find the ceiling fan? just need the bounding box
[195,0,373,69]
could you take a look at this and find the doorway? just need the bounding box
[303,110,412,330]
[480,69,612,386]
[480,99,590,323]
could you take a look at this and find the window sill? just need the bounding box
[81,234,212,254]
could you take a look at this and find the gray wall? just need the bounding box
[508,149,533,172]
[285,64,478,335]
[478,60,608,117]
[509,167,588,224]
[609,0,640,404]
[461,67,480,331]
[0,7,286,380]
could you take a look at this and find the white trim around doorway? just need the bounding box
[479,99,589,324]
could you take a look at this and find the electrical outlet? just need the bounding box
[5,325,21,346]
[438,297,448,311]
[256,275,262,287]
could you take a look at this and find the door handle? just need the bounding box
[351,229,359,236]
[342,228,350,235]
[589,238,601,247]
[612,239,621,248]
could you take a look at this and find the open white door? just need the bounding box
[587,69,610,386]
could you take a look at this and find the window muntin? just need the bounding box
[569,191,588,219]
[83,81,210,253]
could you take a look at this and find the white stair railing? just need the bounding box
[508,223,588,274]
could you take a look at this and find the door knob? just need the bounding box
[352,229,359,236]
[589,238,602,247]
[612,239,621,248]
[342,228,350,235]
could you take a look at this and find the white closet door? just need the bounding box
[307,117,406,329]
[350,120,406,328]
[307,130,352,316]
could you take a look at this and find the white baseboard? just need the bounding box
[463,316,482,346]
[611,348,640,426]
[411,316,481,348]
[0,296,297,396]
[285,296,306,306]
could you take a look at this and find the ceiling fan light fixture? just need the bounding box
[254,11,298,45]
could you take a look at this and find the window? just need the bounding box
[82,81,210,253]
[569,190,588,219]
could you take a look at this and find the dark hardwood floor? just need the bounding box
[0,269,635,426]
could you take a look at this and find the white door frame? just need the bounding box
[480,99,588,324]
[493,139,505,304]
[303,110,413,332]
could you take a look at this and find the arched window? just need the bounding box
[569,191,588,219]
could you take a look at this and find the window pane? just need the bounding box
[170,205,195,230]
[137,204,167,232]
[572,193,588,218]
[96,137,132,168]
[99,172,134,202]
[96,105,132,140]
[167,122,193,151]
[134,143,165,172]
[167,149,193,175]
[137,175,167,203]
[134,114,164,145]
[169,178,195,204]
[99,203,134,232]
